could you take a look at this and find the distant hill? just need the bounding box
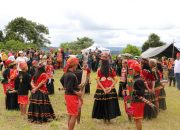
[41,46,124,55]
[106,47,124,55]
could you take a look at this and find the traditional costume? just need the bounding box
[56,49,63,69]
[141,67,158,119]
[60,57,80,116]
[131,63,146,120]
[46,61,55,95]
[1,60,12,95]
[6,61,19,110]
[14,62,31,105]
[28,65,55,123]
[122,60,136,119]
[92,52,121,121]
[157,64,167,110]
[84,67,91,94]
[118,65,127,98]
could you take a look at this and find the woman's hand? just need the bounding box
[31,88,38,93]
[79,97,83,106]
[75,90,82,97]
[9,90,17,93]
[31,84,35,89]
[106,87,112,93]
[102,88,107,94]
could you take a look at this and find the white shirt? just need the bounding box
[174,59,180,73]
[8,56,15,61]
[83,54,88,63]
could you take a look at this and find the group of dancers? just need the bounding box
[60,51,171,130]
[1,50,56,123]
[1,49,179,130]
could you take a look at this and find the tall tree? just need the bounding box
[4,17,50,47]
[142,33,166,52]
[122,44,141,56]
[0,30,4,42]
[60,37,94,53]
[76,37,94,49]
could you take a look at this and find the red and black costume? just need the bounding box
[141,67,158,119]
[5,65,19,110]
[14,71,31,105]
[28,72,55,123]
[46,64,55,94]
[60,70,80,116]
[92,68,121,120]
[118,67,127,98]
[157,63,167,110]
[131,75,146,119]
[85,67,91,94]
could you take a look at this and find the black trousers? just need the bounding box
[169,77,176,86]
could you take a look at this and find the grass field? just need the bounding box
[0,70,180,130]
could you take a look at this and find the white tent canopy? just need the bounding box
[82,43,110,53]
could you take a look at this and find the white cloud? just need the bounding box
[0,0,180,47]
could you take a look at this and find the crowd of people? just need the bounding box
[0,48,180,130]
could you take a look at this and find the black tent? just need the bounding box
[141,43,179,58]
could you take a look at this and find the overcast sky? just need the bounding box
[0,0,180,47]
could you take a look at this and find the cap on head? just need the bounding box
[19,51,23,54]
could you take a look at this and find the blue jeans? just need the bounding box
[175,73,180,90]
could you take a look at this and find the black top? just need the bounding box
[30,66,36,78]
[132,75,146,102]
[60,71,79,95]
[14,71,31,95]
[1,68,10,84]
[74,69,83,84]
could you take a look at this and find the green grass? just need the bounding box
[0,70,180,130]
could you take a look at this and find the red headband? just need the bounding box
[132,62,141,72]
[63,57,79,73]
[19,62,27,70]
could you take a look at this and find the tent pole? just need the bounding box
[172,40,175,58]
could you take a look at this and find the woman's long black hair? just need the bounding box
[33,65,46,83]
[100,60,112,78]
[142,62,151,71]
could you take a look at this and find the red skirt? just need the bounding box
[64,95,79,116]
[131,102,145,119]
[18,95,29,105]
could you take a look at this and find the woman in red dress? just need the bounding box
[92,52,121,123]
[5,61,19,110]
[46,59,55,94]
[56,49,63,69]
[82,63,91,94]
[141,58,158,119]
[1,60,12,95]
[28,63,55,123]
